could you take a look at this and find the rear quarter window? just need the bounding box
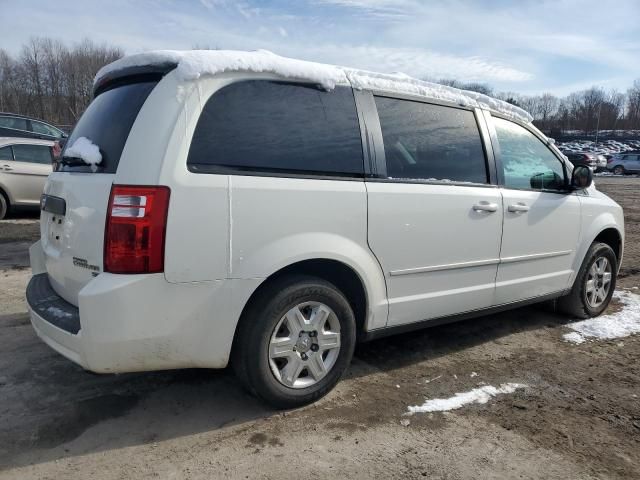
[187,81,364,177]
[59,81,157,173]
[0,117,28,131]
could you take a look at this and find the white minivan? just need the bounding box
[27,50,624,407]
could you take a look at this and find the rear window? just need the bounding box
[187,81,364,177]
[374,96,488,183]
[59,81,157,173]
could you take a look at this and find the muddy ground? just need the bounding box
[0,178,638,479]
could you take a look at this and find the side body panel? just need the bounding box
[484,111,583,303]
[229,175,388,330]
[571,187,625,281]
[362,95,504,327]
[367,182,503,325]
[159,73,389,332]
[495,189,581,303]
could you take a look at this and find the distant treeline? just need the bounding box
[0,38,122,127]
[2,37,640,135]
[435,79,640,135]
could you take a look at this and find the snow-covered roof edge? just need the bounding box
[95,50,533,124]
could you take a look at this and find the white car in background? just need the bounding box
[26,50,625,408]
[0,137,54,219]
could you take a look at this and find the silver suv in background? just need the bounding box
[607,152,640,175]
[0,137,54,219]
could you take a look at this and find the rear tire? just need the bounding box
[613,165,625,175]
[232,275,356,409]
[0,193,8,220]
[558,242,617,319]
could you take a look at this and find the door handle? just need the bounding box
[508,202,530,213]
[1,164,12,171]
[472,201,498,213]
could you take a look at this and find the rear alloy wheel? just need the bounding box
[233,275,356,408]
[268,301,341,389]
[613,165,625,175]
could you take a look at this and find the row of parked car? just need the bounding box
[557,139,640,175]
[562,151,640,175]
[0,112,68,219]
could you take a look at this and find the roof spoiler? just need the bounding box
[93,63,178,97]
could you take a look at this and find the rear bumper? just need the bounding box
[27,274,80,334]
[28,281,88,369]
[27,244,262,373]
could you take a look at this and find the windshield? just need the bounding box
[58,80,158,173]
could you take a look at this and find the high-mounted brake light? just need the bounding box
[104,185,170,274]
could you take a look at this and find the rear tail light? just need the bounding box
[104,185,170,274]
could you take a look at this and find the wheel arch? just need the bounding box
[230,256,384,361]
[0,182,12,205]
[569,207,624,288]
[594,227,623,264]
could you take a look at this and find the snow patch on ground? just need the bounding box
[562,332,585,344]
[63,137,102,172]
[563,290,640,344]
[408,383,526,414]
[95,50,532,123]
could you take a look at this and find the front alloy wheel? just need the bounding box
[585,256,612,308]
[558,241,617,319]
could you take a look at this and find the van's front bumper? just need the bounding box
[27,243,262,374]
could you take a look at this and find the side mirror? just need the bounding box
[530,171,564,190]
[571,165,593,190]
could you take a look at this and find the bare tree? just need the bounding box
[1,37,122,127]
[537,93,558,131]
[437,78,494,96]
[626,80,640,130]
[2,37,639,137]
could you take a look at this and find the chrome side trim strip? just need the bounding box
[389,250,572,276]
[389,258,500,276]
[500,250,572,264]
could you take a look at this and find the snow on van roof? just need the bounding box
[95,50,533,124]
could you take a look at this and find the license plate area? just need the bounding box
[41,194,66,216]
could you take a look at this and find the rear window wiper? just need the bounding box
[59,156,89,167]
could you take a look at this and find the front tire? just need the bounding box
[233,275,356,409]
[558,242,617,319]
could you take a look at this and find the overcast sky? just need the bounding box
[2,0,639,96]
